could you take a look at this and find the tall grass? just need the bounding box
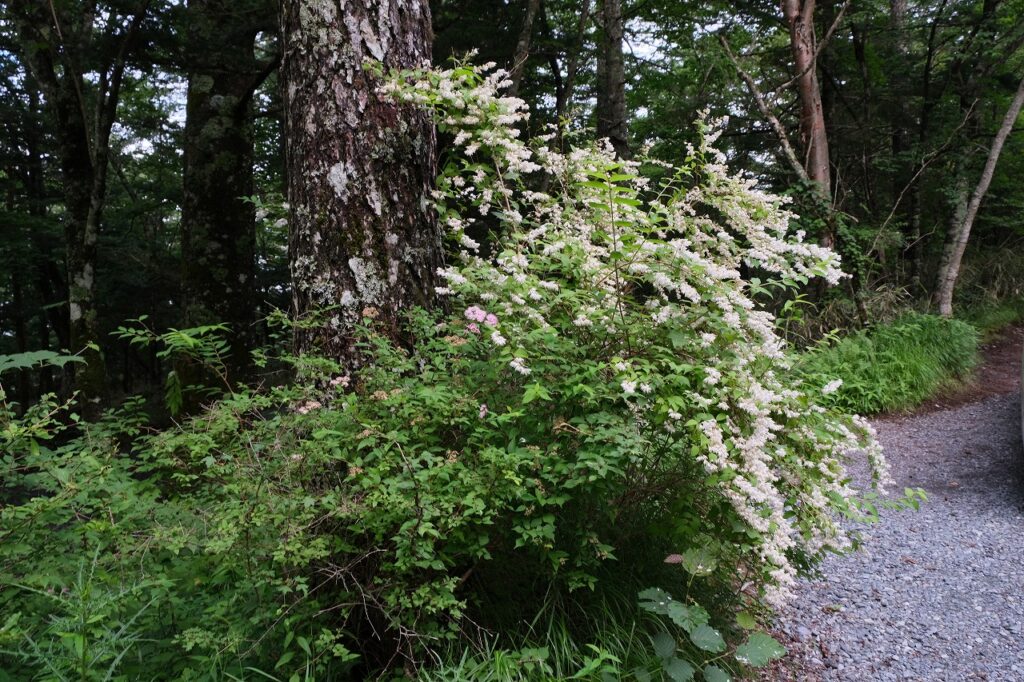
[959,296,1024,340]
[421,594,667,681]
[798,313,979,414]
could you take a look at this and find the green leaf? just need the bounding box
[651,631,676,659]
[664,657,695,682]
[702,664,731,682]
[274,650,295,669]
[668,329,688,349]
[638,587,674,615]
[631,668,652,682]
[522,382,552,404]
[735,611,757,630]
[666,601,709,633]
[689,624,726,653]
[734,632,786,667]
[680,547,717,576]
[0,350,84,374]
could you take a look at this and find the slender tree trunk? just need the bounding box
[782,0,831,214]
[595,0,629,159]
[509,0,542,96]
[280,0,441,365]
[934,76,1024,317]
[559,0,592,119]
[181,0,272,381]
[905,0,946,292]
[10,1,145,414]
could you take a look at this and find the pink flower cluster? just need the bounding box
[464,306,499,328]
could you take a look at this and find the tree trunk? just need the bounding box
[181,0,272,381]
[280,0,441,365]
[10,1,145,414]
[595,0,630,159]
[782,0,831,212]
[934,76,1024,317]
[509,0,542,97]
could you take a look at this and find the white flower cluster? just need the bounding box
[383,62,889,609]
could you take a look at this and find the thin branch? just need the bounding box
[719,34,809,184]
[871,99,979,251]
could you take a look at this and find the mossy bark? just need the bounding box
[280,0,441,365]
[181,0,274,382]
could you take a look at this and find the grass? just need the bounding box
[798,312,979,415]
[421,595,666,681]
[958,295,1024,340]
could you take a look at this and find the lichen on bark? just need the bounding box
[281,0,441,365]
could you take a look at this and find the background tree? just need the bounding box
[8,0,149,412]
[180,0,276,381]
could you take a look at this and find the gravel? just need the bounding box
[775,391,1024,681]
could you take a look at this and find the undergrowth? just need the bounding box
[959,296,1024,340]
[798,313,979,414]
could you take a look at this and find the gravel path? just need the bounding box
[776,386,1024,680]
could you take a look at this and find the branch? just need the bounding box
[236,52,283,118]
[872,99,979,252]
[509,0,542,96]
[719,34,809,184]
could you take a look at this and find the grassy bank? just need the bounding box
[798,313,980,415]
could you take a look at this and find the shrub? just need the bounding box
[1,62,903,679]
[798,313,979,414]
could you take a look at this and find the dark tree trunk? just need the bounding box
[280,0,441,365]
[509,0,542,96]
[10,0,146,415]
[181,0,273,380]
[595,0,630,159]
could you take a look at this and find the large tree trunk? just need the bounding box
[934,76,1024,317]
[280,0,441,365]
[181,0,272,381]
[595,0,630,159]
[782,0,831,212]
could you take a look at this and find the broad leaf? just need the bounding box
[651,631,676,659]
[689,624,726,653]
[702,664,731,682]
[664,657,696,682]
[734,632,786,667]
[639,587,674,615]
[667,601,709,633]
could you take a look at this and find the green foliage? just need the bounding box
[0,350,84,375]
[0,62,909,681]
[113,316,233,414]
[960,296,1024,339]
[798,313,979,414]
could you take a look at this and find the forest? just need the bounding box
[1,0,1022,679]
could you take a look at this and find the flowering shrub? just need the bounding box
[382,61,893,610]
[1,62,911,679]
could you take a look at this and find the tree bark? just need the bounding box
[280,0,441,365]
[595,0,630,159]
[9,1,146,414]
[934,76,1024,317]
[558,0,593,123]
[181,0,274,381]
[508,0,542,97]
[782,0,831,211]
